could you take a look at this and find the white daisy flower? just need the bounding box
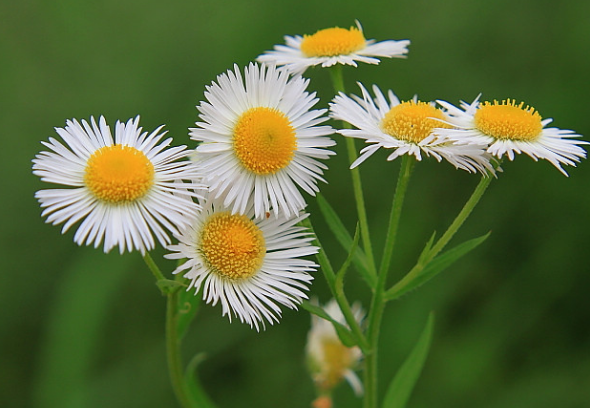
[33,116,202,254]
[256,20,410,75]
[189,62,336,218]
[436,96,588,176]
[306,299,365,396]
[329,83,495,174]
[165,196,318,331]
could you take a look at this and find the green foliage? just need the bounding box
[184,354,217,408]
[317,193,376,288]
[382,313,434,408]
[385,233,491,301]
[301,301,357,347]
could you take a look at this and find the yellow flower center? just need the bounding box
[84,144,154,203]
[320,338,354,389]
[199,212,266,280]
[474,99,543,141]
[233,107,297,175]
[381,101,450,143]
[300,26,366,57]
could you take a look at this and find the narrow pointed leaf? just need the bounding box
[385,232,490,301]
[336,223,361,283]
[382,313,435,408]
[301,301,357,347]
[316,194,375,287]
[417,232,437,265]
[184,353,217,408]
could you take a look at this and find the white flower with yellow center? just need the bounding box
[306,299,364,396]
[33,116,202,254]
[165,196,318,330]
[189,63,336,218]
[256,21,410,75]
[436,96,588,176]
[330,83,495,174]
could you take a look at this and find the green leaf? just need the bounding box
[385,232,490,301]
[301,301,357,347]
[382,313,435,408]
[316,194,375,287]
[417,232,437,265]
[301,300,332,320]
[184,353,217,408]
[333,322,358,348]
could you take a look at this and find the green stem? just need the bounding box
[166,290,194,408]
[362,271,384,408]
[302,217,368,351]
[384,174,493,301]
[329,64,346,94]
[363,156,414,408]
[143,252,166,283]
[329,65,377,281]
[334,271,370,352]
[379,155,415,278]
[426,175,491,262]
[142,254,195,408]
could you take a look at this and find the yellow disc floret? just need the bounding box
[474,99,543,141]
[319,338,355,390]
[233,107,297,175]
[199,212,266,280]
[84,144,154,203]
[300,26,366,57]
[381,101,450,143]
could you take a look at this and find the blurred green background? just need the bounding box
[2,0,589,407]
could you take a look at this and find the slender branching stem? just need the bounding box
[363,156,414,408]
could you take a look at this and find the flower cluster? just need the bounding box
[178,62,336,328]
[33,62,337,330]
[258,22,585,177]
[328,83,587,177]
[33,20,587,333]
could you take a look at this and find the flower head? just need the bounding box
[32,116,202,254]
[257,21,410,75]
[330,83,495,174]
[306,299,365,396]
[190,63,336,218]
[436,96,588,175]
[165,195,318,331]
